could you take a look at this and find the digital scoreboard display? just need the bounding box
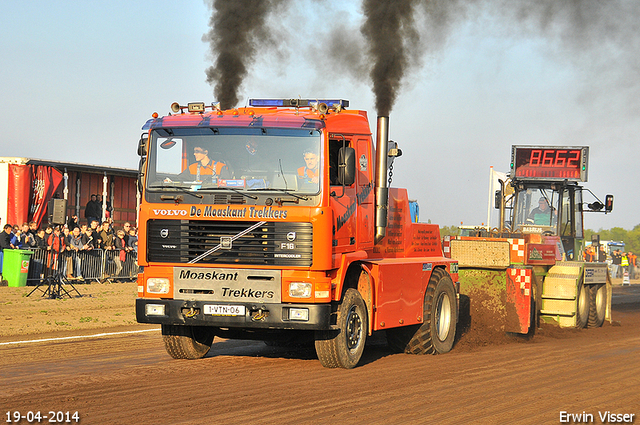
[510,146,589,182]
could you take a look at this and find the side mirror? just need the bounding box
[387,140,402,169]
[338,147,356,186]
[605,194,614,212]
[137,157,146,193]
[137,134,148,157]
[494,190,502,209]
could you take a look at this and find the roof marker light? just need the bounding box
[249,98,349,109]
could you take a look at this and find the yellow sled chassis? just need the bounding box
[450,239,611,332]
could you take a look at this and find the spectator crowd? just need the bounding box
[583,244,636,281]
[0,213,138,280]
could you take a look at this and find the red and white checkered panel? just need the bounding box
[442,235,451,258]
[508,267,531,296]
[506,267,532,333]
[507,238,526,264]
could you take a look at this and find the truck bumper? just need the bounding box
[136,298,332,330]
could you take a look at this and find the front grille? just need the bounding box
[147,220,312,266]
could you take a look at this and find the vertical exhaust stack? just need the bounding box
[374,116,390,244]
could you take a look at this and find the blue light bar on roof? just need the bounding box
[249,98,349,108]
[142,118,155,130]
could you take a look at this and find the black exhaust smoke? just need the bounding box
[361,0,418,117]
[204,0,281,110]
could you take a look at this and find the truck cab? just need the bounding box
[136,99,459,368]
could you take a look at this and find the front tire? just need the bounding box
[315,288,368,369]
[588,284,607,328]
[162,324,215,359]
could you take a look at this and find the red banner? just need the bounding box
[29,165,63,228]
[7,164,32,226]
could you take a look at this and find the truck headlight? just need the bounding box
[147,278,170,294]
[289,282,312,298]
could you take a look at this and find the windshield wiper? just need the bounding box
[148,184,203,199]
[198,186,258,200]
[248,187,309,201]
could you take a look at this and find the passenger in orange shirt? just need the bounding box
[297,150,319,184]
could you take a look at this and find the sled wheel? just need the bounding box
[575,283,589,329]
[588,284,607,328]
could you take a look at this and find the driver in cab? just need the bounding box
[527,197,555,225]
[181,146,231,182]
[297,150,319,184]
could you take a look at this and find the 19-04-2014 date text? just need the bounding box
[6,412,80,423]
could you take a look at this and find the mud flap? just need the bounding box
[505,267,532,333]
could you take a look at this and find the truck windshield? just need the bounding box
[146,127,322,195]
[513,187,560,232]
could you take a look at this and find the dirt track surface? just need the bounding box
[1,285,639,424]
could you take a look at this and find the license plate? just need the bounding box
[204,304,246,316]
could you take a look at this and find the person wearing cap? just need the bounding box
[526,197,555,225]
[298,150,319,184]
[179,146,231,182]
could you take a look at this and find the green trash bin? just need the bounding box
[2,249,33,287]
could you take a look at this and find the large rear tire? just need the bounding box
[575,282,589,329]
[399,268,457,355]
[162,324,215,360]
[315,288,367,369]
[588,284,607,328]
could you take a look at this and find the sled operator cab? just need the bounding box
[497,146,613,260]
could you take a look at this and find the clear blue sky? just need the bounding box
[1,1,638,231]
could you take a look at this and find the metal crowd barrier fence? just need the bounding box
[26,248,138,285]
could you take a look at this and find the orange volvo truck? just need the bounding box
[135,99,459,368]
